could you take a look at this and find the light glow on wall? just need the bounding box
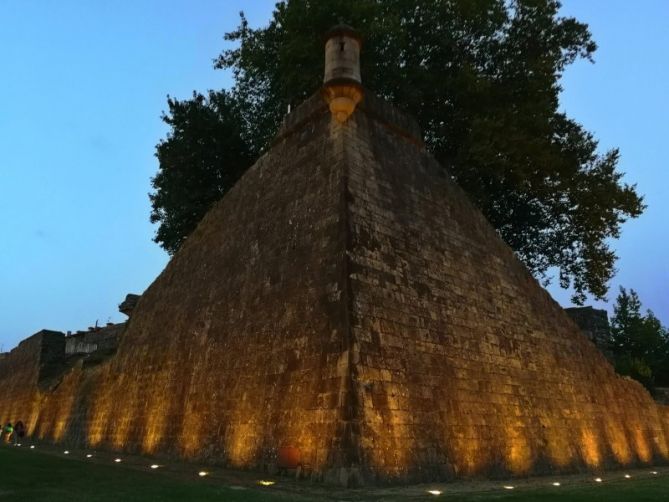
[579,427,601,467]
[604,419,632,464]
[141,370,170,454]
[227,421,260,467]
[26,396,42,437]
[87,371,114,447]
[505,424,532,475]
[651,430,669,459]
[631,425,652,462]
[52,382,77,441]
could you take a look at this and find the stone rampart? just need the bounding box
[0,93,667,486]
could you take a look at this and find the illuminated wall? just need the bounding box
[0,91,667,486]
[0,93,353,477]
[345,95,669,481]
[0,331,66,436]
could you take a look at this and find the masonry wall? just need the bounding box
[20,94,359,477]
[343,98,669,481]
[2,91,669,486]
[0,331,65,434]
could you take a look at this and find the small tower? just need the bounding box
[321,24,364,123]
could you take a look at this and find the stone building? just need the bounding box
[0,28,668,485]
[565,306,613,359]
[0,295,134,396]
[64,323,125,356]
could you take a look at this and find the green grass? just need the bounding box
[448,480,669,501]
[1,445,668,501]
[0,446,290,501]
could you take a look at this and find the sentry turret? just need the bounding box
[322,24,364,123]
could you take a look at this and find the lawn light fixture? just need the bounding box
[64,450,69,454]
[86,454,93,458]
[258,480,276,486]
[651,471,658,475]
[29,445,35,449]
[552,482,561,486]
[150,464,160,469]
[595,477,602,482]
[624,474,631,479]
[427,489,442,495]
[198,471,208,477]
[503,486,514,490]
[114,458,122,463]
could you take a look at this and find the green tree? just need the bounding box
[151,0,644,304]
[610,287,669,390]
[150,91,252,254]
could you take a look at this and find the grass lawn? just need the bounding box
[445,480,669,501]
[0,446,292,502]
[0,445,668,501]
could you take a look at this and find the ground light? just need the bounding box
[651,471,658,475]
[258,481,276,486]
[503,486,514,490]
[552,482,561,486]
[86,454,92,458]
[595,478,602,483]
[150,464,160,469]
[624,474,631,479]
[63,451,69,455]
[198,471,208,477]
[29,445,34,449]
[114,458,122,463]
[426,489,442,495]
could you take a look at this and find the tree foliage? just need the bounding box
[610,287,669,390]
[150,0,644,303]
[150,91,252,254]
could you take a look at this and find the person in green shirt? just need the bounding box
[3,422,13,444]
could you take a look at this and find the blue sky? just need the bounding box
[0,1,666,351]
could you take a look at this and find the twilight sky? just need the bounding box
[0,1,666,352]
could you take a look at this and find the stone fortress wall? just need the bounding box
[338,95,669,481]
[0,92,667,485]
[0,295,136,443]
[0,299,622,428]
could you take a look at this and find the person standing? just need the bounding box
[3,422,13,444]
[14,421,24,444]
